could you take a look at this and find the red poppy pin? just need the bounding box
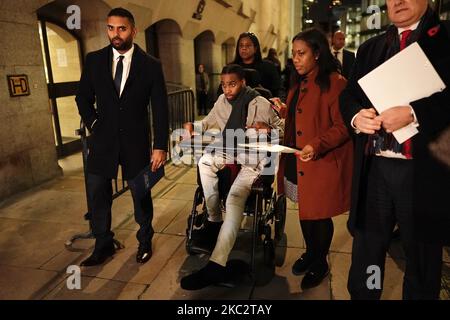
[427,25,440,37]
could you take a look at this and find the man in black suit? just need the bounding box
[76,8,169,266]
[339,0,450,299]
[331,30,355,79]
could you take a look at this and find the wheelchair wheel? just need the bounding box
[185,187,207,255]
[263,238,275,267]
[185,238,197,255]
[186,211,207,233]
[186,187,206,233]
[274,195,286,243]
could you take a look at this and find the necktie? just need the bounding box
[400,30,413,158]
[400,29,412,51]
[334,51,339,59]
[114,55,125,95]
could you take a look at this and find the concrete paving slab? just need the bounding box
[253,248,330,300]
[39,176,86,193]
[140,245,254,300]
[0,189,88,225]
[79,232,185,285]
[161,201,192,236]
[113,198,190,234]
[328,252,351,300]
[330,214,352,254]
[161,183,198,201]
[0,218,89,269]
[0,265,61,300]
[43,276,147,300]
[57,155,84,177]
[285,209,304,248]
[175,169,198,185]
[252,248,331,300]
[41,248,87,273]
[329,252,403,300]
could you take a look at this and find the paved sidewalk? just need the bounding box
[0,153,448,300]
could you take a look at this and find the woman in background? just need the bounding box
[195,64,210,115]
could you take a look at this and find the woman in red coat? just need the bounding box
[272,28,353,290]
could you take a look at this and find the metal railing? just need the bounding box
[166,89,195,161]
[65,88,195,249]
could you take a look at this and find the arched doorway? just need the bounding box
[38,18,84,158]
[36,0,112,158]
[194,30,215,73]
[221,37,236,66]
[145,19,184,91]
[194,30,216,112]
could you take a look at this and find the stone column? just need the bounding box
[0,1,61,200]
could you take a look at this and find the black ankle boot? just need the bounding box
[292,252,314,275]
[301,261,330,290]
[180,261,226,290]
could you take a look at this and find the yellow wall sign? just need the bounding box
[7,75,30,97]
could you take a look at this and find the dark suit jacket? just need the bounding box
[76,44,169,180]
[342,49,356,79]
[339,11,450,245]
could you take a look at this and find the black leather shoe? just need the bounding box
[180,261,226,290]
[300,262,330,290]
[136,246,152,264]
[292,253,314,275]
[80,247,115,267]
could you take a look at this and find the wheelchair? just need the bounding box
[185,161,287,284]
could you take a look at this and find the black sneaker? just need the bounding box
[292,252,314,275]
[180,261,226,290]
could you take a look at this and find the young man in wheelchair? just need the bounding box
[181,64,284,290]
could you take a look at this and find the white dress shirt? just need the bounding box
[112,44,134,97]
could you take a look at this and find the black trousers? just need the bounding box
[300,218,334,267]
[87,173,154,253]
[348,157,442,300]
[197,91,207,115]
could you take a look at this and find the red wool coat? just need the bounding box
[277,70,353,220]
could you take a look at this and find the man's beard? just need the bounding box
[110,36,133,51]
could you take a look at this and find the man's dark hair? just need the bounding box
[221,64,245,80]
[108,7,135,26]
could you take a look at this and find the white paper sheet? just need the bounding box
[358,42,446,143]
[238,143,298,153]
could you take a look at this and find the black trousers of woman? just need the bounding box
[300,218,334,269]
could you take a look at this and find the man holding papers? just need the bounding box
[340,0,450,299]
